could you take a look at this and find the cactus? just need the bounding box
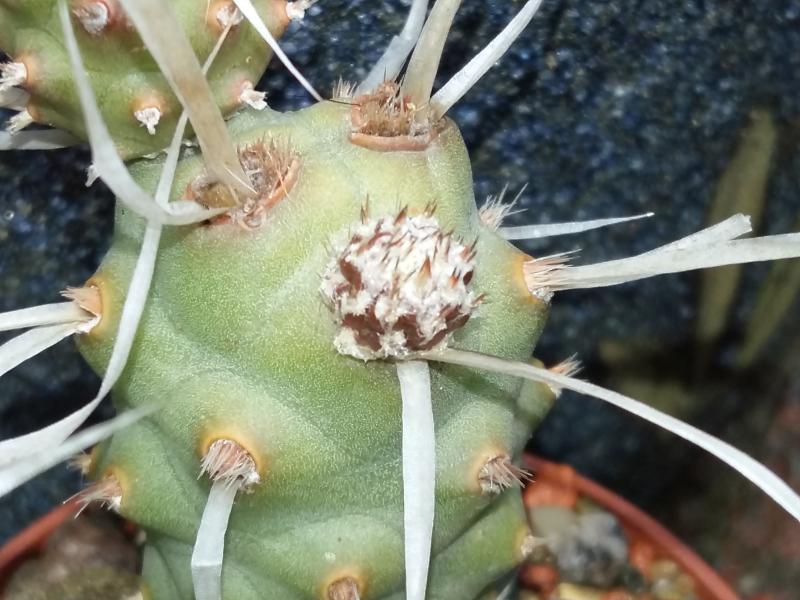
[1,1,800,600]
[0,0,291,159]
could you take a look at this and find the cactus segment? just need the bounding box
[71,98,549,598]
[429,348,800,523]
[0,0,288,158]
[116,0,253,198]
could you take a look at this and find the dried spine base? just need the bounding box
[348,82,437,152]
[192,140,300,229]
[192,440,260,600]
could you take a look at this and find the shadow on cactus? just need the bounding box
[0,0,799,599]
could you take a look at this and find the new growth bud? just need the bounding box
[321,206,481,360]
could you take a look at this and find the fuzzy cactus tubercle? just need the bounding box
[1,1,800,600]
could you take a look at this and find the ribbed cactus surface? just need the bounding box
[76,102,554,599]
[0,0,287,158]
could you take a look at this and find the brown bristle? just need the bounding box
[327,577,361,600]
[478,454,531,495]
[192,139,300,227]
[348,81,436,151]
[331,78,357,101]
[62,285,102,319]
[200,439,260,490]
[76,474,123,513]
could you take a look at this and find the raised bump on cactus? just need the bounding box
[71,0,114,36]
[76,472,124,514]
[0,0,289,158]
[326,576,362,600]
[477,454,531,496]
[349,81,439,151]
[192,439,260,600]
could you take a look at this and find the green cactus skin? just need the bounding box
[0,0,288,159]
[77,101,556,599]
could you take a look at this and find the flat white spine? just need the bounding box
[117,0,253,197]
[396,359,436,600]
[430,0,544,117]
[357,0,429,94]
[0,323,79,378]
[0,129,80,151]
[0,222,162,471]
[191,480,238,600]
[0,302,88,332]
[0,407,154,498]
[500,212,654,240]
[432,348,800,523]
[233,0,322,101]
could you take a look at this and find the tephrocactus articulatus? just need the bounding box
[1,1,799,599]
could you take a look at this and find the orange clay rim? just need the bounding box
[522,454,742,600]
[0,498,81,591]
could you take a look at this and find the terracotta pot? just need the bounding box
[522,454,742,600]
[0,498,81,591]
[1,460,742,600]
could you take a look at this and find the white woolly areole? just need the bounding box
[217,4,244,28]
[321,210,480,360]
[239,82,267,110]
[285,1,313,21]
[73,3,111,35]
[134,106,161,135]
[0,62,27,91]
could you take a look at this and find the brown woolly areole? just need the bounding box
[477,454,531,495]
[190,139,299,225]
[61,284,103,333]
[206,0,244,32]
[320,205,481,361]
[199,438,261,490]
[77,472,123,513]
[348,81,437,152]
[71,1,117,35]
[326,576,362,600]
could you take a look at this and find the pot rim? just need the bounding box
[523,454,742,600]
